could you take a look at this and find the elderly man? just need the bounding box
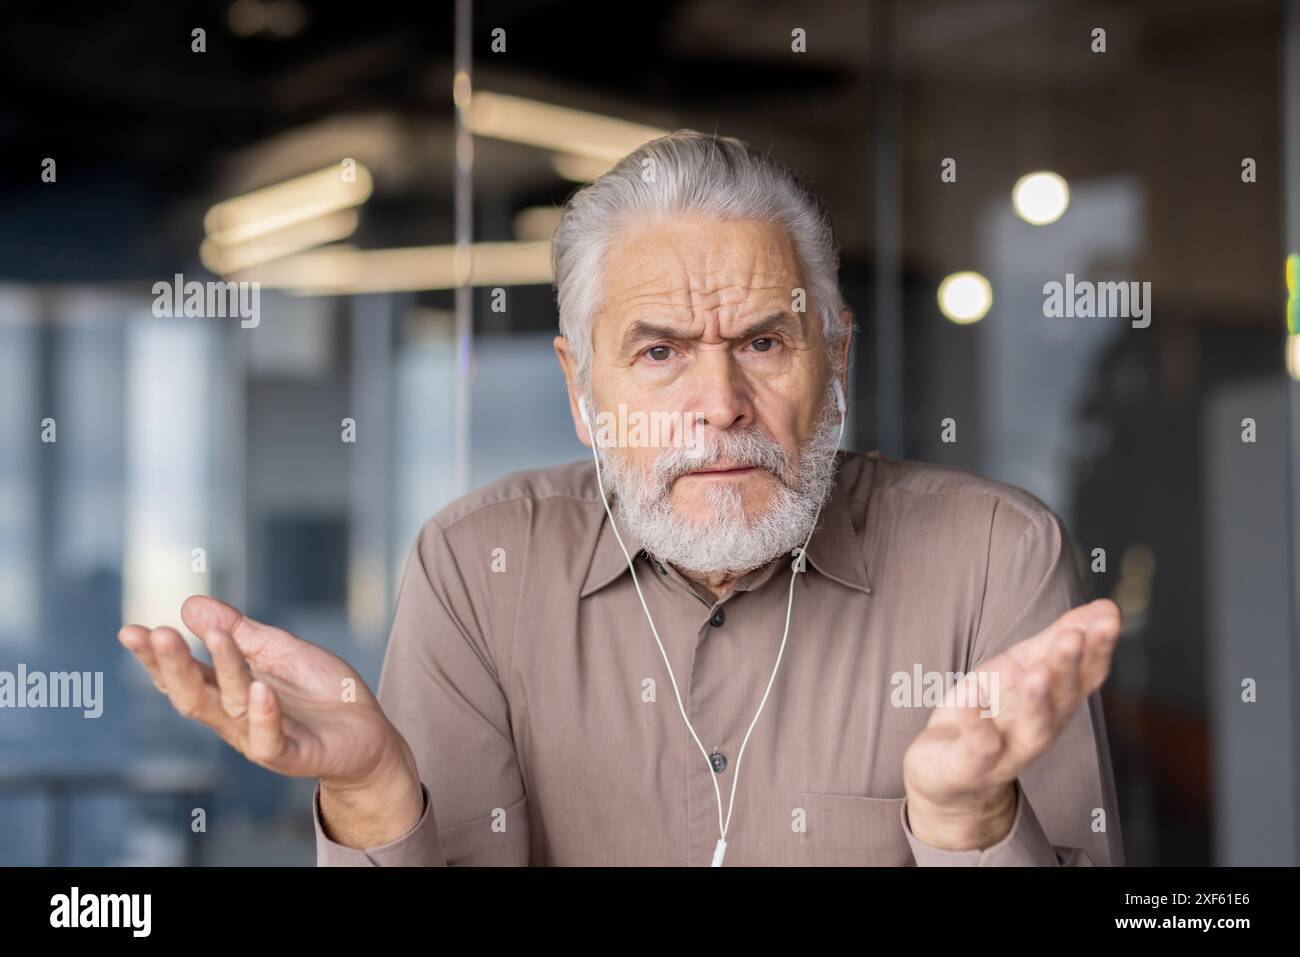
[118,130,1123,866]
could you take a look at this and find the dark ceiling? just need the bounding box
[0,0,1288,318]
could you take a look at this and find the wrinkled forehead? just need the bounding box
[595,216,807,335]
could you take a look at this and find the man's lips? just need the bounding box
[683,465,760,477]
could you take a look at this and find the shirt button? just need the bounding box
[710,750,727,773]
[708,608,726,627]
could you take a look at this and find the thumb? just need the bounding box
[952,708,1005,778]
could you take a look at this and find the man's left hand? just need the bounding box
[902,598,1122,850]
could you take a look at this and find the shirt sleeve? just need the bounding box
[314,517,530,866]
[899,780,1094,865]
[903,501,1125,866]
[313,780,443,866]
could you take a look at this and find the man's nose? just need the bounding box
[687,354,752,432]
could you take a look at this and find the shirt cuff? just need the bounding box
[313,780,445,866]
[899,783,1063,866]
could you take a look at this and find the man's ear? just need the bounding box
[553,335,593,448]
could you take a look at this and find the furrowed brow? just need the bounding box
[621,320,689,353]
[732,312,804,342]
[620,312,804,353]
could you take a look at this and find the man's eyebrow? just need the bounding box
[732,312,804,341]
[621,320,688,352]
[620,312,804,352]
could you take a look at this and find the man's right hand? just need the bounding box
[118,594,425,848]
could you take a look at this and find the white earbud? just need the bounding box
[578,397,590,427]
[832,379,846,416]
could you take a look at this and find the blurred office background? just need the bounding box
[1,0,1297,865]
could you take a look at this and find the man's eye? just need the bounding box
[646,345,673,361]
[751,337,776,353]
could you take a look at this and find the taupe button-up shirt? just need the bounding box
[314,450,1124,866]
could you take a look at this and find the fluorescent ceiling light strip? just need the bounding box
[231,241,554,294]
[201,209,360,274]
[551,152,615,183]
[204,164,373,246]
[469,91,666,162]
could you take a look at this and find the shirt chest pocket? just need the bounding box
[797,791,915,866]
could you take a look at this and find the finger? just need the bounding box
[181,594,293,664]
[938,669,994,715]
[998,662,1056,769]
[1078,602,1121,692]
[950,706,1006,779]
[149,627,226,727]
[1005,598,1120,671]
[1044,628,1085,722]
[1058,598,1122,634]
[119,625,169,692]
[205,628,252,719]
[124,625,219,690]
[246,680,292,766]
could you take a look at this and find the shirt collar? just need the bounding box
[801,463,873,595]
[579,454,873,599]
[580,493,650,598]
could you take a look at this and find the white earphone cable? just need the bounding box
[582,390,846,866]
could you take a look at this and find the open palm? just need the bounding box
[118,594,409,789]
[903,598,1121,809]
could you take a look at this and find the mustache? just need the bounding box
[649,428,792,489]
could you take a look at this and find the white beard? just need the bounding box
[593,382,843,576]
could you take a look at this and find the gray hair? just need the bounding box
[551,129,852,391]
